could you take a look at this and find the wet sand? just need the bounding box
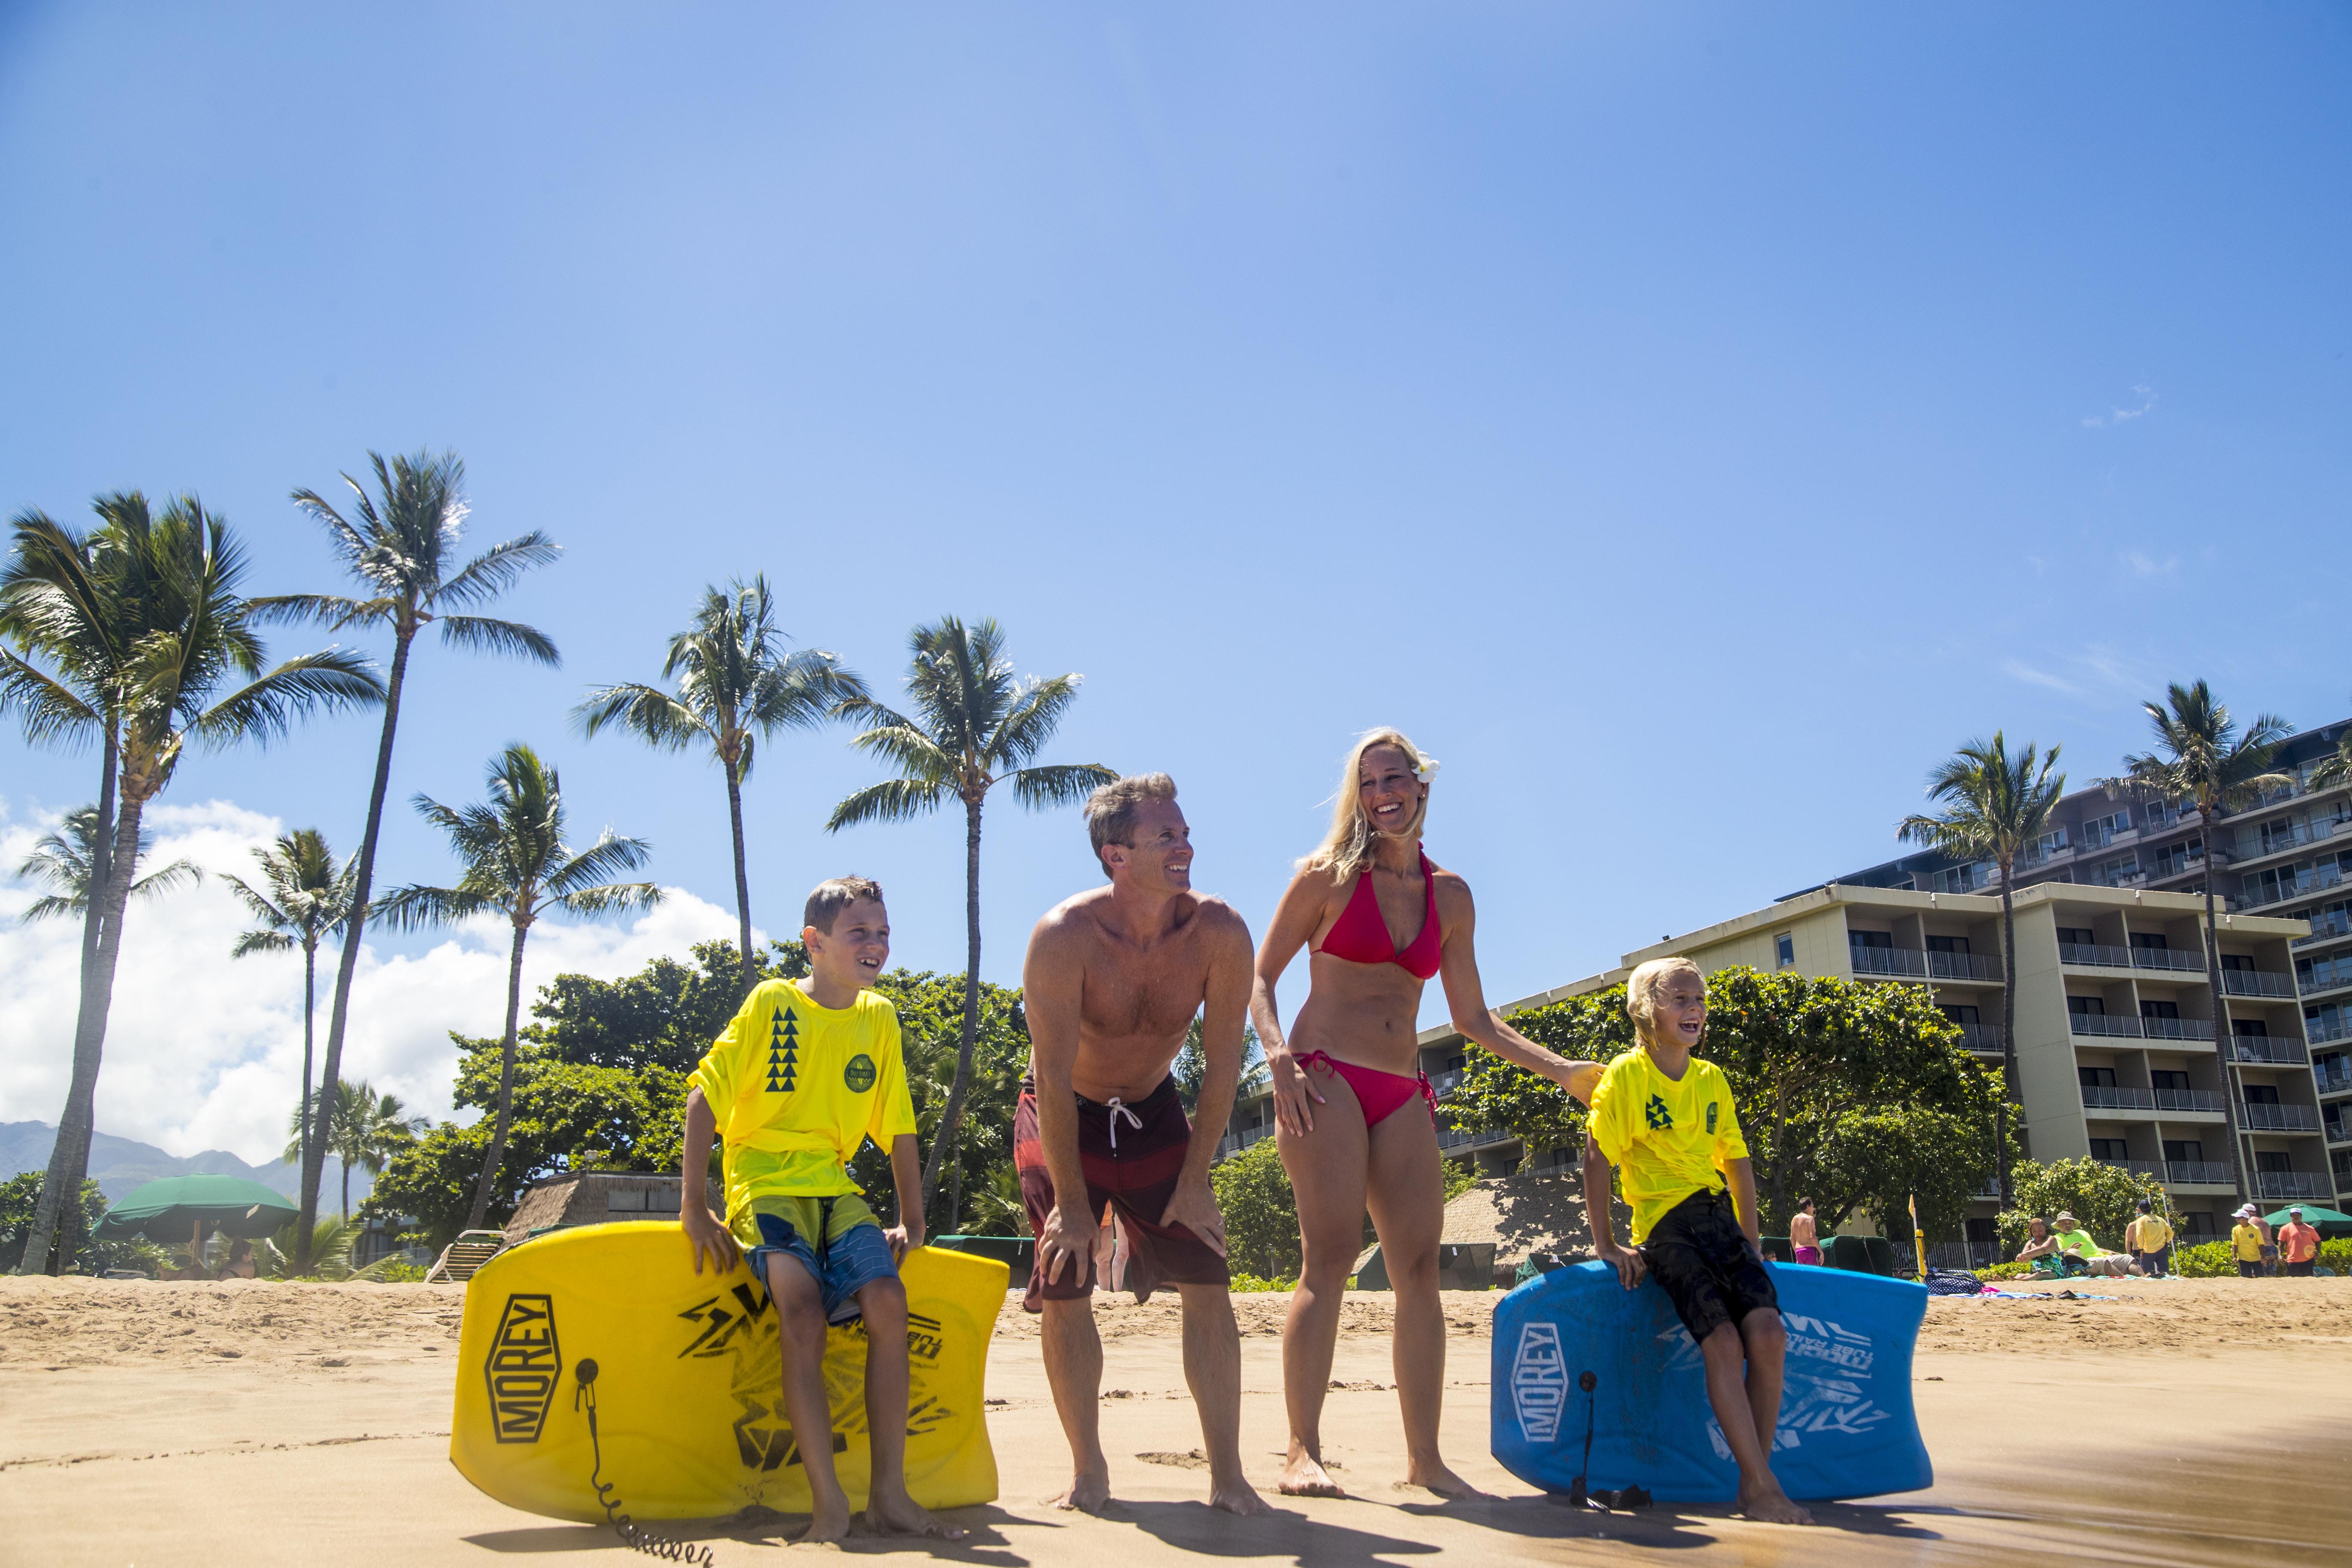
[2,1276,2347,1564]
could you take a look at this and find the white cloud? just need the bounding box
[0,796,750,1166]
[2001,659,2079,695]
[2123,549,2178,576]
[2082,383,2158,428]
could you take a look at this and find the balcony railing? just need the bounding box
[2315,1061,2352,1095]
[2240,864,2347,911]
[2293,913,2352,948]
[2082,1085,2156,1111]
[2139,1017,2217,1041]
[1427,1068,1466,1097]
[2131,947,2205,974]
[1953,1023,2007,1054]
[1849,945,1929,979]
[2164,1160,2235,1186]
[2222,1035,2308,1065]
[1214,1125,1274,1160]
[2252,1170,2329,1200]
[2155,1087,2225,1113]
[2070,1013,2144,1038]
[2326,1118,2351,1146]
[1435,1122,1511,1151]
[2061,942,2135,969]
[2308,1016,2352,1047]
[2299,959,2352,996]
[2245,817,2344,861]
[2238,1102,2321,1133]
[2222,969,2298,998]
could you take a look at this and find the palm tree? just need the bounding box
[374,744,660,1231]
[574,577,867,993]
[256,450,560,1264]
[15,805,201,923]
[2305,707,2352,794]
[2104,681,2294,1205]
[282,1079,427,1221]
[2,496,383,1275]
[827,616,1113,1228]
[228,830,358,1173]
[1897,734,2065,1207]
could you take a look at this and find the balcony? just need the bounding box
[2070,1013,2146,1038]
[2239,864,2347,912]
[2164,1160,2235,1187]
[1435,1122,1512,1152]
[2327,1118,2351,1146]
[2238,1102,2321,1133]
[2243,817,2344,863]
[2222,969,2298,998]
[2139,1016,2217,1042]
[2131,947,2205,974]
[2299,959,2352,997]
[2082,1085,2156,1112]
[2222,1035,2308,1066]
[2095,1157,2162,1179]
[2315,1061,2352,1095]
[1849,945,1930,979]
[2252,1170,2330,1200]
[2292,913,2352,948]
[2309,1016,2352,1047]
[2155,1087,2225,1113]
[1953,1023,2007,1054]
[1214,1125,1274,1160]
[1427,1068,1467,1097]
[1926,950,2003,982]
[2061,943,2135,969]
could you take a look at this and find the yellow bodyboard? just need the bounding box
[450,1223,1007,1520]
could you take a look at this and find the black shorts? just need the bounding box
[1640,1187,1779,1344]
[2285,1260,2315,1277]
[2236,1259,2263,1278]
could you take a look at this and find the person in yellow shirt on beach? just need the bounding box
[2122,1199,2173,1277]
[679,876,959,1545]
[2229,1205,2269,1279]
[1583,956,1811,1528]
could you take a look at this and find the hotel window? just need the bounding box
[1775,934,1794,968]
[2088,1139,2130,1161]
[2078,1066,2117,1088]
[2163,1139,2205,1163]
[2151,1070,2190,1092]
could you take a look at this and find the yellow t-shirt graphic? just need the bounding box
[1587,1047,1749,1244]
[692,980,918,1221]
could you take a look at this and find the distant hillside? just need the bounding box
[0,1121,371,1205]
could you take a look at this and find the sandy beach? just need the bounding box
[3,1274,2347,1566]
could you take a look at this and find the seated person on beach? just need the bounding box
[2049,1213,2128,1278]
[216,1239,257,1280]
[1789,1199,1821,1265]
[1583,957,1812,1527]
[2015,1217,2076,1275]
[2122,1200,2172,1278]
[678,876,960,1544]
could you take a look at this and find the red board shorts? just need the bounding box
[1015,1075,1229,1313]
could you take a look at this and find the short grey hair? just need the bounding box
[1085,773,1178,875]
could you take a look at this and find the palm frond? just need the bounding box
[0,647,103,746]
[827,777,950,831]
[1011,762,1117,810]
[245,593,394,632]
[129,858,202,900]
[438,615,560,666]
[989,674,1084,768]
[371,883,497,933]
[552,881,663,920]
[232,928,298,957]
[848,721,960,784]
[431,532,564,609]
[19,894,82,923]
[573,682,707,750]
[545,833,655,894]
[188,648,386,749]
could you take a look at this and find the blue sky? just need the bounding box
[4,5,2349,1151]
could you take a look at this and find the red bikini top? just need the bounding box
[1315,849,1443,979]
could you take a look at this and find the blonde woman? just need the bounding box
[1251,728,1601,1498]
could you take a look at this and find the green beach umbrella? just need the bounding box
[95,1174,298,1243]
[2262,1204,2352,1234]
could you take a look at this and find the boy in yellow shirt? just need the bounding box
[680,877,957,1543]
[1583,957,1811,1527]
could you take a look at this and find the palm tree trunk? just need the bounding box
[466,921,532,1232]
[300,630,411,1266]
[918,796,986,1229]
[18,788,145,1276]
[1997,872,2020,1209]
[2200,813,2248,1204]
[298,937,317,1170]
[725,760,756,994]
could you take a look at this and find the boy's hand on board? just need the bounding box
[1598,1241,1648,1291]
[884,1224,919,1263]
[683,1207,740,1276]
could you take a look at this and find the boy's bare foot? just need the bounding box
[1210,1476,1275,1516]
[1404,1459,1491,1499]
[794,1499,854,1544]
[1051,1470,1111,1513]
[1276,1449,1344,1498]
[864,1488,968,1540]
[1735,1482,1815,1525]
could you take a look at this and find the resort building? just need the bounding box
[1213,717,2352,1253]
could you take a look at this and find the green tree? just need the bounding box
[0,1171,166,1275]
[827,617,1112,1222]
[1993,1156,2170,1257]
[2306,705,2352,793]
[1897,732,2065,1207]
[1449,968,2008,1240]
[2104,681,2294,1204]
[526,937,805,1073]
[258,450,561,1265]
[2,496,382,1275]
[15,804,200,922]
[282,1079,427,1221]
[225,829,357,1172]
[1174,1016,1268,1114]
[1209,1136,1301,1280]
[575,577,867,994]
[847,966,1033,1234]
[374,743,661,1231]
[367,1035,692,1248]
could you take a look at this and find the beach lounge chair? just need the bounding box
[426,1229,509,1283]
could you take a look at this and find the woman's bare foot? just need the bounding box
[794,1498,853,1544]
[1404,1458,1491,1499]
[1210,1476,1277,1516]
[1051,1470,1112,1513]
[1276,1446,1345,1498]
[1735,1482,1815,1525]
[864,1487,968,1540]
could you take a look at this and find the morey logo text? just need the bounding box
[485,1293,562,1444]
[1510,1321,1567,1442]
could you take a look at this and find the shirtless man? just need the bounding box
[1018,773,1272,1517]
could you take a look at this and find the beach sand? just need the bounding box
[3,1274,2347,1565]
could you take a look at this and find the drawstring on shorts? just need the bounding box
[1105,1097,1143,1151]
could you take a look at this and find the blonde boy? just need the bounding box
[680,877,957,1543]
[1581,957,1811,1527]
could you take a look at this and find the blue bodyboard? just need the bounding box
[1491,1261,1931,1503]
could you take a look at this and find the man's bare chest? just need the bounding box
[1076,940,1210,1040]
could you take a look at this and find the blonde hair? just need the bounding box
[1625,956,1704,1037]
[1299,727,1435,883]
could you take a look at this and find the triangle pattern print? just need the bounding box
[765,1007,800,1094]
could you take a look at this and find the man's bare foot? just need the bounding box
[1735,1483,1815,1526]
[1210,1475,1276,1516]
[1051,1470,1112,1513]
[864,1487,968,1540]
[1276,1448,1345,1498]
[1404,1458,1491,1499]
[793,1499,853,1544]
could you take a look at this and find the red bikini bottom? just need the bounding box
[1296,1050,1437,1127]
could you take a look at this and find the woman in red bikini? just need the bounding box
[1251,728,1601,1498]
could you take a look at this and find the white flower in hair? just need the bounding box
[1416,756,1441,783]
